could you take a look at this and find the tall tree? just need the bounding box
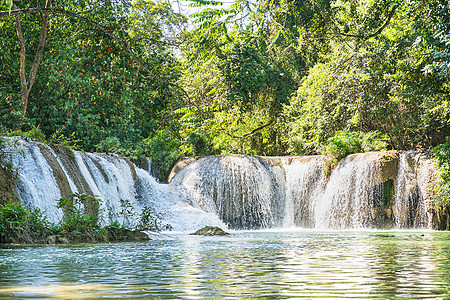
[0,0,184,122]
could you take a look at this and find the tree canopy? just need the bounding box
[0,0,449,179]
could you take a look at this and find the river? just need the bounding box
[1,229,449,299]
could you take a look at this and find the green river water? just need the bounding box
[1,230,450,299]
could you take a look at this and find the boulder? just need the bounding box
[168,157,198,183]
[190,226,230,236]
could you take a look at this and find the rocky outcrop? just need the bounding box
[0,166,15,205]
[190,226,230,236]
[168,157,199,183]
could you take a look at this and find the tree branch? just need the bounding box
[220,119,274,139]
[24,0,52,118]
[332,4,399,40]
[1,6,189,94]
[46,8,95,43]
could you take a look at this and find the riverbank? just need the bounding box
[2,228,150,245]
[0,199,150,245]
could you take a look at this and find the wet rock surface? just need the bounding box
[191,226,230,236]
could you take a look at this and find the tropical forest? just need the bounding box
[0,0,450,298]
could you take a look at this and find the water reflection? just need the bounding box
[368,233,449,297]
[0,231,449,298]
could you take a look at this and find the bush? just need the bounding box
[49,130,81,150]
[137,205,172,231]
[56,193,102,234]
[0,202,51,243]
[432,137,450,208]
[142,130,180,182]
[185,130,214,156]
[322,130,388,175]
[96,136,124,153]
[5,125,47,143]
[322,130,389,159]
[0,192,169,243]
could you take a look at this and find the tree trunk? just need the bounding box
[13,1,51,122]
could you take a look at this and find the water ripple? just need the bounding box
[0,230,449,299]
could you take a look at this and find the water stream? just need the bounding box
[1,230,449,299]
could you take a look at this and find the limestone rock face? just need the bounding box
[190,226,230,236]
[168,157,199,183]
[375,151,400,184]
[0,166,15,205]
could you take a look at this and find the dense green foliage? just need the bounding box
[0,192,169,244]
[0,202,51,243]
[433,138,450,208]
[56,192,102,237]
[0,0,449,181]
[1,0,185,158]
[323,131,388,160]
[178,0,449,158]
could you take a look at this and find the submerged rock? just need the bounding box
[190,226,230,236]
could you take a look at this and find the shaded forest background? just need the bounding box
[0,0,449,182]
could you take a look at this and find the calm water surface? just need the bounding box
[0,230,449,299]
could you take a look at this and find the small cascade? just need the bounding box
[281,153,400,229]
[74,152,144,227]
[12,139,65,224]
[394,151,432,228]
[172,155,286,229]
[281,156,327,228]
[5,138,224,232]
[314,154,380,229]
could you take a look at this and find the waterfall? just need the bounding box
[282,153,399,229]
[173,152,435,230]
[393,151,434,228]
[281,156,327,228]
[2,137,438,231]
[314,154,379,229]
[172,155,286,229]
[12,139,65,224]
[5,137,224,232]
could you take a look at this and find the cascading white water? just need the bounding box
[11,139,64,224]
[172,155,286,229]
[6,138,224,232]
[393,151,433,228]
[314,154,379,229]
[3,137,437,231]
[173,151,434,230]
[75,152,143,227]
[281,156,328,228]
[282,153,395,229]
